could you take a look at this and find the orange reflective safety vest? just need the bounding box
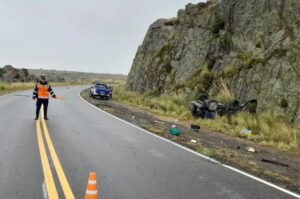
[37,85,50,99]
[33,82,55,100]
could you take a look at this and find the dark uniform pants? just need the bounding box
[36,99,49,118]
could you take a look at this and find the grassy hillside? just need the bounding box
[28,68,126,83]
[0,66,127,95]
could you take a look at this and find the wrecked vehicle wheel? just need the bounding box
[190,104,197,116]
[190,100,206,118]
[207,100,218,112]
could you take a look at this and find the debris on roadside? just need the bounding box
[191,139,198,144]
[245,146,256,153]
[191,124,201,132]
[242,128,252,137]
[154,120,165,124]
[261,158,289,167]
[169,124,181,136]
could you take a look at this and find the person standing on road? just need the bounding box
[32,75,56,120]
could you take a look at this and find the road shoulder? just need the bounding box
[81,89,300,194]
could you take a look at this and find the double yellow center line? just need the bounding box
[35,109,75,199]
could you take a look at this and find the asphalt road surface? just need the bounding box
[0,86,299,199]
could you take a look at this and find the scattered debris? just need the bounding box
[191,139,197,144]
[236,146,241,149]
[154,120,165,124]
[169,125,181,136]
[245,146,256,153]
[242,128,252,136]
[191,124,200,132]
[261,158,289,167]
[132,115,135,119]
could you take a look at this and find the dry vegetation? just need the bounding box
[112,81,300,153]
[0,82,84,95]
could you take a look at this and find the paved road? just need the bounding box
[0,86,299,199]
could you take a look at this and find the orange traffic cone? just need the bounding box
[85,172,99,199]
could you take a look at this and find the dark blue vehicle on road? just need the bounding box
[89,83,112,100]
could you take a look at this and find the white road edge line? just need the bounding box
[78,90,300,199]
[42,182,48,199]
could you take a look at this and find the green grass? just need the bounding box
[198,112,299,151]
[0,82,36,94]
[113,84,191,118]
[112,82,300,153]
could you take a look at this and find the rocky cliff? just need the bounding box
[127,0,300,126]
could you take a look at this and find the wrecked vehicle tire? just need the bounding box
[190,100,206,118]
[207,100,218,112]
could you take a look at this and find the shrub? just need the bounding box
[223,65,239,78]
[188,66,216,92]
[209,78,234,103]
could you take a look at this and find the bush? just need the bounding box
[188,66,216,92]
[223,65,239,78]
[209,78,235,103]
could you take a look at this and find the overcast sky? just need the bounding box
[0,0,205,74]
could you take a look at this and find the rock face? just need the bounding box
[127,0,300,126]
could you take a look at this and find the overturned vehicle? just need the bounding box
[190,94,257,119]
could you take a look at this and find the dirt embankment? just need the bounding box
[81,89,300,194]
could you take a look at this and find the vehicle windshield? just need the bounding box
[95,84,108,89]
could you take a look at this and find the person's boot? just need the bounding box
[35,116,39,120]
[44,116,49,120]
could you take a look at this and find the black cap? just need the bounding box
[41,75,46,80]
